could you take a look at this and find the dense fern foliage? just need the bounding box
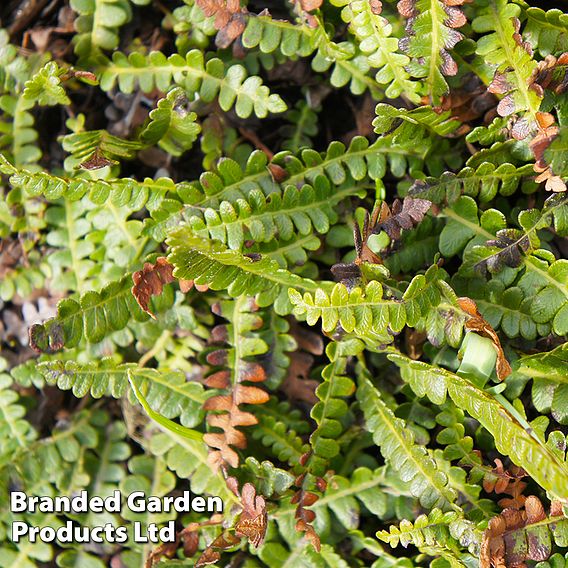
[1,0,568,566]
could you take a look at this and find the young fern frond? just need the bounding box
[377,508,478,553]
[98,50,287,119]
[290,265,451,346]
[331,0,421,103]
[139,87,201,157]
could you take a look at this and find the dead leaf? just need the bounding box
[457,297,512,380]
[372,197,432,241]
[480,496,561,568]
[195,548,221,567]
[280,351,318,404]
[131,257,175,318]
[79,149,117,170]
[196,0,248,48]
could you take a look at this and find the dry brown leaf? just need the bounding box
[80,149,117,170]
[480,496,561,568]
[530,112,567,193]
[202,301,269,469]
[131,257,177,318]
[295,519,321,552]
[196,0,248,48]
[195,548,221,567]
[280,351,318,404]
[457,297,512,380]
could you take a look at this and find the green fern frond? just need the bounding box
[390,354,568,501]
[357,374,459,509]
[37,359,207,427]
[472,0,541,128]
[373,104,460,150]
[331,0,421,103]
[139,87,201,157]
[71,0,151,58]
[167,228,328,314]
[0,373,37,459]
[61,129,142,169]
[253,402,310,466]
[98,50,287,119]
[242,15,315,57]
[185,175,364,250]
[318,467,387,530]
[27,274,168,351]
[524,7,568,56]
[0,154,175,211]
[309,341,357,475]
[409,163,537,205]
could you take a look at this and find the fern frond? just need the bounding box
[281,99,319,153]
[357,375,459,509]
[71,0,150,58]
[242,14,315,57]
[147,430,236,503]
[167,228,327,314]
[309,341,357,476]
[398,0,467,103]
[0,154,174,211]
[27,274,167,351]
[37,359,207,427]
[373,104,460,150]
[289,280,403,344]
[409,163,537,205]
[525,8,568,57]
[139,87,201,157]
[289,265,448,345]
[472,0,541,132]
[185,175,363,250]
[0,373,36,459]
[513,344,568,425]
[98,50,286,119]
[144,136,422,240]
[390,354,568,501]
[61,129,142,169]
[253,401,310,466]
[384,217,443,275]
[332,0,421,103]
[378,507,474,547]
[319,467,387,529]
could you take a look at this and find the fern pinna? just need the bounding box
[1,0,568,567]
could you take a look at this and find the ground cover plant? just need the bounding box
[0,0,568,566]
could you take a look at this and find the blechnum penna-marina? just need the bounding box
[0,0,568,566]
